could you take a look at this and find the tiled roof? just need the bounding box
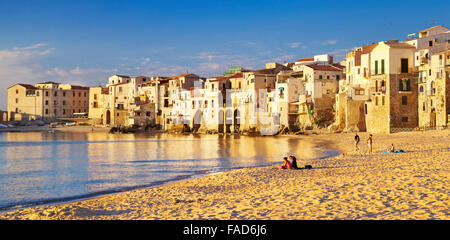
[295,57,314,62]
[71,85,90,90]
[167,73,198,80]
[228,72,243,78]
[114,74,130,78]
[37,81,60,85]
[306,63,344,71]
[13,84,38,89]
[384,41,416,49]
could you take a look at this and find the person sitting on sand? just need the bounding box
[367,134,373,154]
[289,155,299,170]
[279,157,292,170]
[387,143,395,153]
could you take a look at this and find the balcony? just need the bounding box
[397,67,415,74]
[370,70,386,76]
[370,86,386,94]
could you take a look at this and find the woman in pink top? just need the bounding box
[278,157,292,170]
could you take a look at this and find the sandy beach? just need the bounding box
[0,129,448,220]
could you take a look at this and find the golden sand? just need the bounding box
[1,130,449,220]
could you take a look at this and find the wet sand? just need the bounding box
[0,129,449,220]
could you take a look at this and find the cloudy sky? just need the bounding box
[0,0,449,109]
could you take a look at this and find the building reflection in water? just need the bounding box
[0,132,320,209]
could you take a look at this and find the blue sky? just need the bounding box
[0,0,449,109]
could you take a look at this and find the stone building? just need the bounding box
[88,75,156,127]
[333,43,378,132]
[363,40,418,133]
[418,48,450,128]
[8,82,89,121]
[411,26,450,128]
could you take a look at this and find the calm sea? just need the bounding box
[0,131,328,211]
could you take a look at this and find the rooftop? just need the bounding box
[306,63,345,71]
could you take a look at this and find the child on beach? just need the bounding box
[354,133,360,151]
[367,134,373,154]
[279,157,292,170]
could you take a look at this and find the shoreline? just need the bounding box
[0,134,335,214]
[0,129,448,219]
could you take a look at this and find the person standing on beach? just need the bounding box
[367,134,373,154]
[354,133,360,151]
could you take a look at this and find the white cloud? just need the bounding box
[0,43,115,109]
[0,43,53,109]
[289,42,302,48]
[320,40,338,45]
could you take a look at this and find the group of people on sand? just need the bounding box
[279,156,298,169]
[354,133,403,154]
[278,155,312,170]
[354,133,373,154]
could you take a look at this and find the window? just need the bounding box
[45,109,49,115]
[402,117,408,122]
[45,100,48,105]
[15,108,18,113]
[375,60,378,74]
[402,96,407,105]
[327,75,330,80]
[54,100,57,105]
[79,92,81,97]
[399,79,410,91]
[381,59,385,74]
[94,94,97,100]
[375,96,378,106]
[63,109,66,115]
[16,89,19,94]
[54,109,57,115]
[36,91,39,96]
[382,96,385,105]
[46,91,49,97]
[63,92,66,97]
[319,75,323,80]
[54,92,57,97]
[15,98,18,103]
[423,102,426,111]
[336,75,340,80]
[84,92,87,97]
[401,58,408,73]
[420,86,424,92]
[429,40,433,47]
